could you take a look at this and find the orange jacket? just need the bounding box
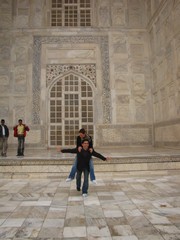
[13,124,30,137]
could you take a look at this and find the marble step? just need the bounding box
[0,154,180,179]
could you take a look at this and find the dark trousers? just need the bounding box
[17,135,25,155]
[76,168,89,194]
[0,137,8,155]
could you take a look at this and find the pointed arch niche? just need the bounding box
[48,70,95,147]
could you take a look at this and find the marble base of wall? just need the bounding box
[154,120,180,147]
[96,124,152,146]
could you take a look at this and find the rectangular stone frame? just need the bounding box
[32,36,111,125]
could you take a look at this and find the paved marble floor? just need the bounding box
[0,170,180,240]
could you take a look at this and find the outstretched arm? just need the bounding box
[92,150,107,161]
[61,148,77,154]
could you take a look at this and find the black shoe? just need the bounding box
[77,187,81,191]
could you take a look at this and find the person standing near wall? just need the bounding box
[13,119,30,157]
[0,119,9,157]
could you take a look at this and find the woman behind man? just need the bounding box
[65,128,97,184]
[61,139,108,197]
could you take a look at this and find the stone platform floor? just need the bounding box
[0,170,180,240]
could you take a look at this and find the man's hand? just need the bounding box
[89,148,93,153]
[106,157,111,161]
[78,146,82,152]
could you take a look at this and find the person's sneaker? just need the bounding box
[91,180,97,184]
[66,178,73,182]
[77,187,81,191]
[82,193,88,197]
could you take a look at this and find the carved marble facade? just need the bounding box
[0,0,179,148]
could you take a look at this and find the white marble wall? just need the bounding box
[147,0,180,146]
[0,0,179,147]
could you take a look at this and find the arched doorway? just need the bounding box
[49,73,94,147]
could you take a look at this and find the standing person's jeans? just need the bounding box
[76,168,89,194]
[68,156,95,181]
[0,137,8,156]
[17,135,25,156]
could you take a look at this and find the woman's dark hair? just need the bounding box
[79,128,86,134]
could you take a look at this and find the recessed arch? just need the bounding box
[32,36,111,125]
[48,72,94,147]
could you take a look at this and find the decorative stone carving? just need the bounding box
[174,3,180,34]
[0,2,12,28]
[14,46,27,64]
[0,97,9,117]
[0,75,9,85]
[132,61,146,74]
[134,94,146,104]
[14,16,29,28]
[128,3,144,28]
[130,44,144,59]
[14,106,25,122]
[14,66,26,91]
[0,46,10,61]
[46,64,96,87]
[14,67,26,87]
[133,74,145,92]
[112,35,127,55]
[98,125,151,145]
[168,82,175,96]
[117,95,130,104]
[111,0,126,27]
[160,87,167,101]
[33,36,111,124]
[99,6,110,27]
[114,60,128,73]
[116,105,130,122]
[115,74,129,91]
[135,105,146,122]
[0,106,8,118]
